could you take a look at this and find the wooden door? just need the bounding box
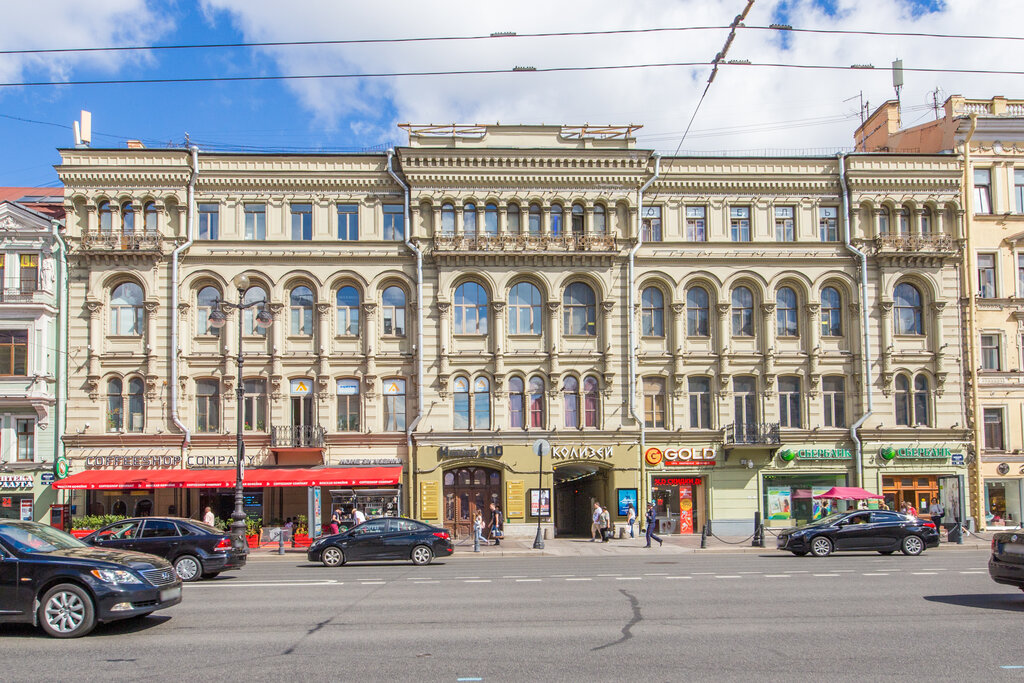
[443,467,501,539]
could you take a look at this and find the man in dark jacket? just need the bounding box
[489,502,503,546]
[644,501,663,548]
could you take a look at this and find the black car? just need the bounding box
[0,520,182,638]
[988,530,1024,591]
[307,517,453,567]
[84,517,246,582]
[776,510,939,557]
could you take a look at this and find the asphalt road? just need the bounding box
[2,549,1022,682]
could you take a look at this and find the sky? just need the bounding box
[0,0,1019,187]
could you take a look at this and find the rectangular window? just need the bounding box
[730,206,751,242]
[383,205,405,241]
[16,419,34,461]
[290,203,313,241]
[819,206,838,242]
[242,379,266,432]
[509,390,523,429]
[981,334,1001,371]
[338,204,359,241]
[383,379,406,431]
[643,378,666,429]
[775,206,795,242]
[984,408,1005,451]
[978,253,997,298]
[197,203,219,240]
[1016,169,1024,214]
[18,254,37,293]
[244,205,266,240]
[685,206,706,241]
[688,377,711,429]
[196,381,220,433]
[336,379,360,432]
[974,168,992,214]
[778,377,802,428]
[641,207,662,242]
[0,330,28,376]
[897,209,910,235]
[823,376,846,428]
[877,209,890,235]
[1018,254,1024,297]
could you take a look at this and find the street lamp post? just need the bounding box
[531,439,550,550]
[207,274,273,552]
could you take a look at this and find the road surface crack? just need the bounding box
[592,589,641,651]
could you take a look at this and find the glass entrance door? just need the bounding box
[443,467,501,539]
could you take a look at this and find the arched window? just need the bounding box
[641,287,665,336]
[550,204,563,236]
[106,378,123,432]
[473,377,491,431]
[593,205,606,235]
[528,204,542,236]
[484,203,498,236]
[919,208,932,235]
[876,206,891,235]
[894,283,923,335]
[453,377,470,430]
[110,282,144,336]
[509,282,542,335]
[686,287,710,336]
[382,378,406,431]
[732,286,754,337]
[563,282,596,336]
[197,286,221,336]
[121,202,135,233]
[454,282,489,335]
[463,203,477,235]
[382,286,406,336]
[336,378,359,431]
[913,374,930,426]
[821,287,842,337]
[144,201,157,232]
[776,287,798,337]
[643,377,666,428]
[127,377,144,432]
[290,286,314,336]
[507,203,521,234]
[98,200,112,232]
[583,376,599,428]
[563,376,580,428]
[528,375,545,428]
[242,286,268,336]
[454,376,490,430]
[508,376,525,429]
[571,204,585,236]
[897,207,911,235]
[441,203,455,235]
[336,286,360,336]
[895,374,911,426]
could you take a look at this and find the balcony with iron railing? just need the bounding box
[80,230,162,253]
[724,422,781,448]
[433,232,617,253]
[0,280,48,304]
[270,425,326,449]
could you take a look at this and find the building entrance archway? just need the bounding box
[554,462,608,537]
[443,466,502,539]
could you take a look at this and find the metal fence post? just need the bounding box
[700,521,708,549]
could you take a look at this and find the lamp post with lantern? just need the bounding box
[207,274,273,552]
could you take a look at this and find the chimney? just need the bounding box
[126,140,145,149]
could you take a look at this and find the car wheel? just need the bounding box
[201,572,220,580]
[878,550,895,555]
[174,555,202,582]
[901,535,925,556]
[790,551,808,556]
[38,583,96,638]
[810,536,833,557]
[321,546,345,567]
[411,545,434,566]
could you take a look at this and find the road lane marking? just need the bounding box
[644,572,668,576]
[862,573,889,576]
[665,576,692,580]
[456,576,480,579]
[692,572,716,575]
[412,580,439,584]
[551,574,575,577]
[616,577,642,581]
[812,574,839,577]
[597,573,621,577]
[361,581,386,585]
[738,571,762,574]
[715,575,741,579]
[502,575,527,579]
[764,575,791,578]
[960,571,985,574]
[516,579,542,582]
[188,580,340,587]
[787,570,809,573]
[464,580,492,583]
[566,578,592,581]
[911,572,937,576]
[833,570,854,573]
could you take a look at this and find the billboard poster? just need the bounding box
[617,488,638,516]
[767,487,792,520]
[678,486,693,534]
[529,488,551,517]
[20,499,32,521]
[812,487,833,520]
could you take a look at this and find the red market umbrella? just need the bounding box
[812,486,884,501]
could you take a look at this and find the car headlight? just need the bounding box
[90,569,143,585]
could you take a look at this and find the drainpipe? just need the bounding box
[170,146,199,451]
[52,219,68,488]
[386,149,423,517]
[630,152,661,510]
[962,114,982,529]
[838,153,872,489]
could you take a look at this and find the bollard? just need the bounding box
[278,530,285,555]
[700,521,708,549]
[473,530,480,553]
[752,511,765,548]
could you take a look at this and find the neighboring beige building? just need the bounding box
[858,95,1024,529]
[53,124,971,538]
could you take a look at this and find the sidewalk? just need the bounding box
[246,532,991,560]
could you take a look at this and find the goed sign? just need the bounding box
[644,447,716,467]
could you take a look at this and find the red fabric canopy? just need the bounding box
[812,486,884,501]
[53,466,401,491]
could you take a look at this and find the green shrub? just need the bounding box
[295,514,308,535]
[71,514,127,530]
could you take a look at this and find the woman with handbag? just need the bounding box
[489,503,504,546]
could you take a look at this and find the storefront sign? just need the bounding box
[651,477,703,486]
[83,454,259,469]
[951,453,965,467]
[420,481,439,519]
[437,445,503,459]
[55,452,70,479]
[779,448,851,461]
[644,447,716,467]
[507,480,525,518]
[0,475,33,490]
[290,379,312,395]
[336,379,359,395]
[879,446,956,461]
[40,472,54,485]
[20,499,32,521]
[679,486,693,533]
[551,445,613,461]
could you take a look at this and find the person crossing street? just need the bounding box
[644,501,663,548]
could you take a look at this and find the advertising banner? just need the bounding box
[812,487,833,520]
[767,487,792,520]
[679,486,693,534]
[529,488,551,517]
[617,488,638,516]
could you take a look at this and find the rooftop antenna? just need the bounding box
[930,87,943,120]
[73,110,92,148]
[891,59,904,127]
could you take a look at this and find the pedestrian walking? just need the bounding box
[489,503,504,546]
[928,497,945,540]
[474,511,488,546]
[352,507,366,525]
[644,501,663,548]
[328,518,339,535]
[599,504,611,542]
[907,502,918,517]
[332,507,344,527]
[591,501,603,542]
[202,506,215,527]
[627,503,637,539]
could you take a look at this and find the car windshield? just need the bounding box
[804,512,848,527]
[0,523,88,554]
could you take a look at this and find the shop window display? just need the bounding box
[763,474,848,527]
[986,480,1022,527]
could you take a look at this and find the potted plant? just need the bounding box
[293,514,310,547]
[71,514,126,538]
[245,516,262,548]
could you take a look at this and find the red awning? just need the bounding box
[812,486,884,501]
[53,466,402,491]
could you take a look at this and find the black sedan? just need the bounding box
[776,510,939,557]
[988,530,1024,591]
[0,520,182,638]
[84,517,246,582]
[307,517,453,567]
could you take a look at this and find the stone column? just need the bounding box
[932,301,948,395]
[761,302,777,383]
[716,302,731,393]
[805,302,821,396]
[879,300,894,395]
[144,300,159,378]
[547,300,560,376]
[85,300,102,397]
[492,300,506,375]
[437,301,450,397]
